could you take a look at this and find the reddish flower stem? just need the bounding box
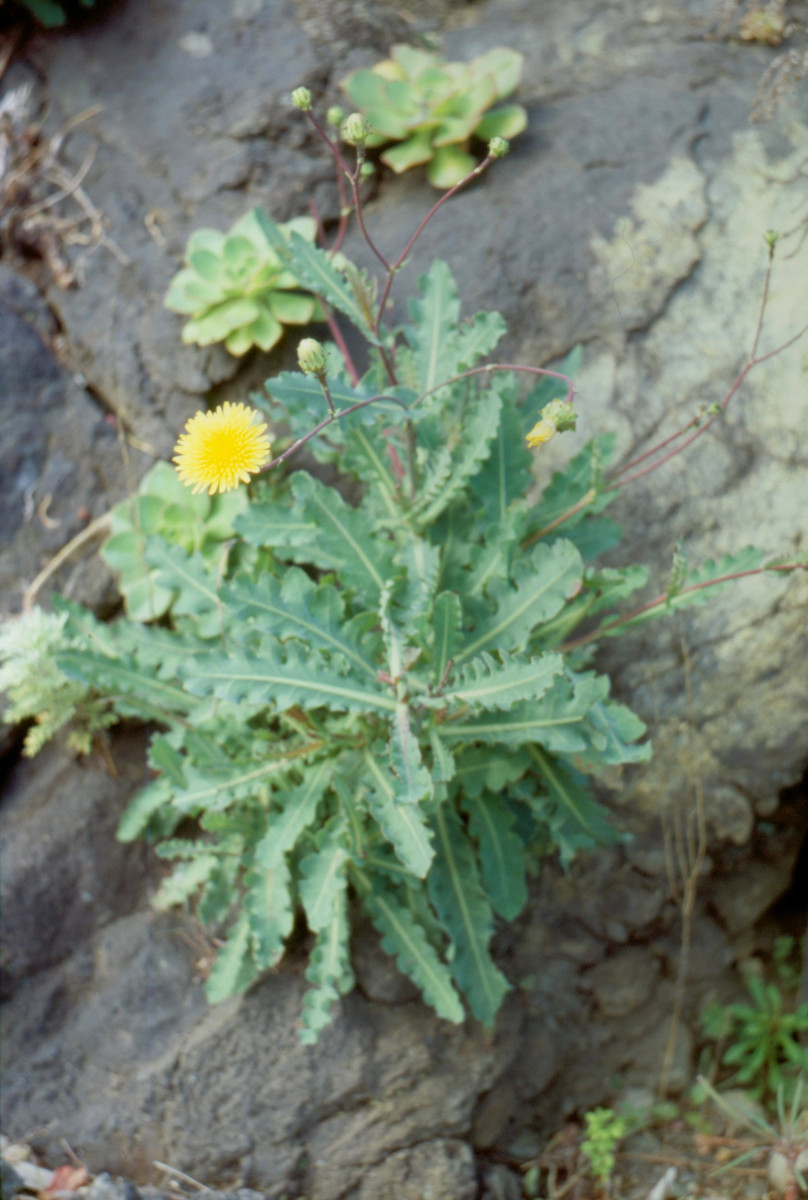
[559,561,808,652]
[374,155,495,337]
[260,393,409,473]
[413,362,576,410]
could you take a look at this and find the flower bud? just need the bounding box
[541,399,577,432]
[525,419,556,450]
[764,228,779,248]
[326,105,345,127]
[297,337,328,377]
[359,160,375,178]
[488,136,510,159]
[291,87,313,112]
[342,112,369,146]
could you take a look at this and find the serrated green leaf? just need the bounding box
[528,747,622,866]
[470,391,533,524]
[581,692,650,765]
[299,823,349,932]
[253,211,379,343]
[451,747,531,799]
[117,778,173,842]
[429,805,510,1024]
[363,748,434,877]
[440,671,604,753]
[598,547,768,637]
[244,857,294,969]
[299,895,354,1044]
[428,727,456,783]
[179,642,397,714]
[145,539,224,639]
[463,794,527,920]
[153,854,218,910]
[355,871,464,1022]
[148,735,188,788]
[205,910,258,1004]
[406,261,461,394]
[454,539,583,664]
[389,703,434,805]
[410,387,501,527]
[255,759,332,870]
[162,749,318,816]
[440,650,563,712]
[291,472,395,603]
[58,650,195,718]
[223,569,378,678]
[432,591,462,685]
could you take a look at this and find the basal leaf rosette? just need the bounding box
[164,211,321,356]
[341,44,527,188]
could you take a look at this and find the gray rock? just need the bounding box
[0,732,148,993]
[583,947,660,1018]
[354,1138,477,1200]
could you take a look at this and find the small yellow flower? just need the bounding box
[525,418,556,450]
[173,402,272,495]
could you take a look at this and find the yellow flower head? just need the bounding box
[525,418,556,450]
[173,402,272,495]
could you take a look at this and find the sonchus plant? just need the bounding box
[164,211,321,356]
[341,44,527,187]
[10,98,806,1047]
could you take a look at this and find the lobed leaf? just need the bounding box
[363,748,435,877]
[454,538,583,664]
[463,793,527,920]
[355,871,464,1023]
[439,650,564,712]
[428,804,510,1024]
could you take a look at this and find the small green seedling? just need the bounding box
[701,975,808,1103]
[341,44,527,187]
[164,211,321,355]
[581,1107,629,1191]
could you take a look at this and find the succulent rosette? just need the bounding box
[341,44,527,188]
[165,211,321,356]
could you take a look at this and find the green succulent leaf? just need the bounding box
[474,103,528,141]
[428,145,478,189]
[382,130,435,173]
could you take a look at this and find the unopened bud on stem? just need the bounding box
[488,136,510,159]
[541,399,577,432]
[297,338,328,378]
[291,87,313,112]
[342,112,369,146]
